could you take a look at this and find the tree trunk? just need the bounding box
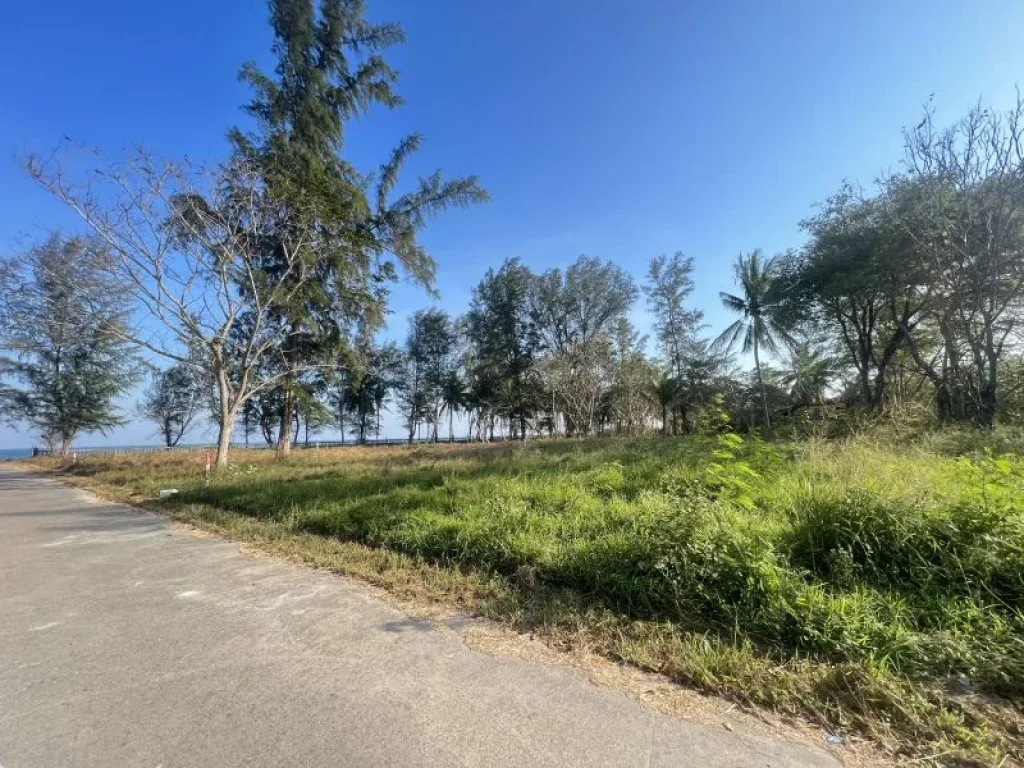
[214,361,235,469]
[216,412,235,469]
[977,356,998,428]
[277,389,293,457]
[753,336,770,427]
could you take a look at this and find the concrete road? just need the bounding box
[0,467,838,767]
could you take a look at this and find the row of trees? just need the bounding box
[156,93,1024,446]
[2,2,1023,458]
[787,99,1024,427]
[1,0,486,465]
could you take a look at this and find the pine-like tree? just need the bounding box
[0,235,139,456]
[231,0,488,455]
[466,259,542,440]
[139,363,204,447]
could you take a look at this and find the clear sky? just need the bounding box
[2,0,1023,448]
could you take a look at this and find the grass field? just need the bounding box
[33,430,1024,765]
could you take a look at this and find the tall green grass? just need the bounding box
[48,431,1024,764]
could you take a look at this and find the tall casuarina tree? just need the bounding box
[230,0,488,455]
[0,235,140,456]
[713,250,794,426]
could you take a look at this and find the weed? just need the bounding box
[31,434,1024,765]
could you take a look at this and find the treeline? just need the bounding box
[2,1,1024,464]
[252,94,1024,446]
[1,0,486,466]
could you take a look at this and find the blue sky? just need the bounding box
[2,0,1023,448]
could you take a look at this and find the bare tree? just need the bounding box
[27,146,328,467]
[608,355,657,436]
[899,94,1024,426]
[539,341,613,437]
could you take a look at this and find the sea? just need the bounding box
[0,448,32,461]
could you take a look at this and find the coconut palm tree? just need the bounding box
[781,343,839,406]
[440,370,466,442]
[712,250,794,426]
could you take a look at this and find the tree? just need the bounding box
[644,253,704,434]
[675,339,733,432]
[139,363,203,447]
[607,352,657,436]
[645,253,703,379]
[466,259,541,439]
[713,250,794,426]
[0,235,139,456]
[653,373,678,437]
[606,318,655,436]
[539,340,613,437]
[341,339,403,443]
[795,187,926,413]
[897,96,1024,427]
[439,369,466,441]
[530,255,637,435]
[530,255,637,355]
[779,343,840,406]
[237,397,260,446]
[30,0,486,467]
[28,150,331,468]
[230,0,488,455]
[400,309,456,442]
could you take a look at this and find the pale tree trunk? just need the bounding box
[216,412,235,469]
[215,400,235,469]
[277,389,293,457]
[214,358,235,469]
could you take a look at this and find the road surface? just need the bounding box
[0,466,839,767]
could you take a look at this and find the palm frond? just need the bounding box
[719,292,747,313]
[741,322,755,355]
[712,318,746,353]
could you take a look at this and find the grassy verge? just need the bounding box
[29,431,1024,766]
